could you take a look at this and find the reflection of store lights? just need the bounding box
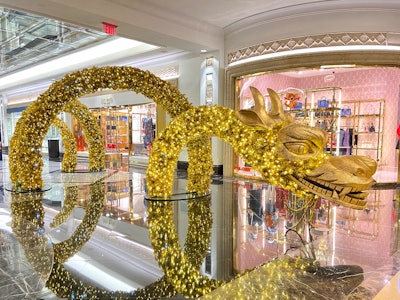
[41,211,155,292]
[65,254,137,291]
[228,45,400,67]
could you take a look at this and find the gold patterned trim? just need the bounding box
[228,32,388,64]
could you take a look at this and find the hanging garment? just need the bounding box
[142,117,154,147]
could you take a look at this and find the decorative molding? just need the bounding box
[152,65,179,79]
[228,32,389,64]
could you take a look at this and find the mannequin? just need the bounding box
[142,110,154,152]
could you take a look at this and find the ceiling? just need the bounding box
[0,7,111,76]
[0,0,399,97]
[1,0,318,78]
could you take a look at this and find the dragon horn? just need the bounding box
[236,86,292,128]
[267,88,285,116]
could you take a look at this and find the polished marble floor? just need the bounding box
[1,155,400,299]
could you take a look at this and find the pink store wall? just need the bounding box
[240,67,400,170]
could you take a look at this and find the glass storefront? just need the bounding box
[233,67,399,179]
[6,107,63,152]
[6,102,157,163]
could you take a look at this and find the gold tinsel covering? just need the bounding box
[145,105,327,297]
[10,180,178,299]
[50,185,78,228]
[10,179,218,299]
[10,192,54,283]
[51,179,104,264]
[147,197,223,298]
[200,257,312,300]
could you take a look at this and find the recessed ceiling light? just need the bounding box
[201,49,207,53]
[320,64,356,69]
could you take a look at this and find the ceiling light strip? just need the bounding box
[0,37,159,91]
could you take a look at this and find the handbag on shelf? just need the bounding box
[316,119,327,130]
[295,110,308,118]
[317,96,330,108]
[292,101,303,110]
[369,123,375,132]
[341,105,352,116]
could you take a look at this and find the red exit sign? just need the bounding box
[102,22,118,35]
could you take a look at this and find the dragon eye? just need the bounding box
[285,142,311,155]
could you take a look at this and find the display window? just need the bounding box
[131,103,156,157]
[6,110,23,147]
[7,108,63,153]
[90,106,131,154]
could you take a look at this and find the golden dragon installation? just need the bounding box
[7,66,376,299]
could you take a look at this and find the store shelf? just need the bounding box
[99,111,130,154]
[341,99,385,163]
[290,86,343,156]
[290,91,385,162]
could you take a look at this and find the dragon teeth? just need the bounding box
[295,175,368,209]
[339,186,353,196]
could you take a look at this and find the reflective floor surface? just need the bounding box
[0,155,400,299]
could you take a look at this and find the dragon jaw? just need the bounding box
[288,155,377,209]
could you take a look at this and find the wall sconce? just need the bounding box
[206,56,214,67]
[205,73,213,105]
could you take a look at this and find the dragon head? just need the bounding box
[236,87,376,210]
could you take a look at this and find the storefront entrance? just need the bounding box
[72,103,157,168]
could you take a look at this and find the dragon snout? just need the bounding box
[307,155,377,186]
